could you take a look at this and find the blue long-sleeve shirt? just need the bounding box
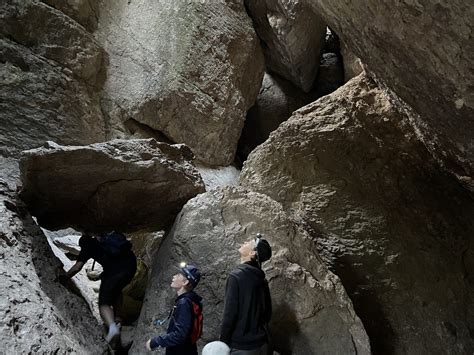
[150,291,202,355]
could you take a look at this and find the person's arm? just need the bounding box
[56,260,85,285]
[149,299,193,350]
[220,274,239,345]
[64,261,85,278]
[57,261,84,281]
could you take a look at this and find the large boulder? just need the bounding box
[308,0,474,190]
[131,187,370,355]
[19,139,205,232]
[1,0,105,86]
[0,0,106,158]
[0,181,107,353]
[245,0,326,92]
[96,0,264,166]
[240,74,474,353]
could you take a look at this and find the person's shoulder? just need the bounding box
[229,265,248,279]
[176,293,196,306]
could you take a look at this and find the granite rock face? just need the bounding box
[245,0,326,92]
[19,139,205,233]
[309,0,474,190]
[96,0,264,166]
[0,181,108,353]
[132,187,370,355]
[241,74,474,354]
[0,0,106,158]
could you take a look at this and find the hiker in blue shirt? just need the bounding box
[146,264,203,355]
[57,232,137,344]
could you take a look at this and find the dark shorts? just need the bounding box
[99,267,136,306]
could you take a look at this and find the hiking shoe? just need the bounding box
[105,323,121,344]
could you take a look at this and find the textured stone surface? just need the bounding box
[340,40,362,82]
[245,0,326,92]
[238,73,317,161]
[309,0,474,190]
[42,0,100,32]
[19,139,205,232]
[196,164,240,190]
[96,0,264,166]
[241,74,474,354]
[131,187,370,355]
[0,0,106,158]
[1,0,105,86]
[0,181,108,353]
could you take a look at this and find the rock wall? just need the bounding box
[96,0,264,166]
[340,40,363,82]
[0,181,108,353]
[131,187,370,355]
[308,0,474,190]
[1,0,473,353]
[0,0,107,158]
[241,74,474,354]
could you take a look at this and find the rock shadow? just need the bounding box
[333,255,396,355]
[270,302,309,355]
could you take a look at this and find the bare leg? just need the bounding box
[99,304,115,327]
[101,304,121,344]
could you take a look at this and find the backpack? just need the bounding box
[99,231,132,256]
[190,301,203,344]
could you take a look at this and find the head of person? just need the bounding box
[171,263,201,292]
[238,233,272,266]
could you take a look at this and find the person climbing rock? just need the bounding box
[220,233,272,355]
[57,231,137,345]
[146,264,203,354]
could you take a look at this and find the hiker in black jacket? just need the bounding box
[146,264,203,355]
[220,234,272,354]
[57,232,136,344]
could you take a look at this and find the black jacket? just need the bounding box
[150,291,203,355]
[220,261,272,350]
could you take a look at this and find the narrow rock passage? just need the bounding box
[0,181,108,353]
